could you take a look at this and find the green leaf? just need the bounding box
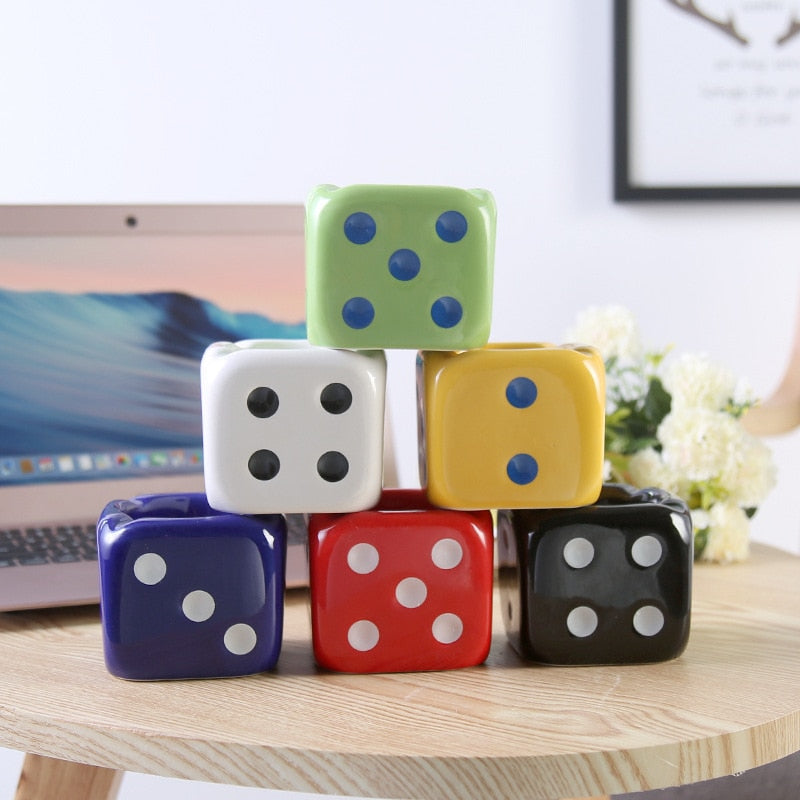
[693,527,708,560]
[643,377,671,427]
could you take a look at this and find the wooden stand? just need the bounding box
[15,755,121,800]
[1,544,799,799]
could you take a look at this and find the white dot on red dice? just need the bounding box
[347,543,380,574]
[133,552,167,585]
[633,605,665,637]
[566,605,598,638]
[224,623,258,655]
[431,538,463,569]
[395,577,427,608]
[348,619,380,651]
[432,613,463,644]
[182,590,215,622]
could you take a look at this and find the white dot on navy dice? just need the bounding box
[631,535,663,567]
[224,623,258,655]
[563,537,595,569]
[182,590,215,622]
[133,552,167,585]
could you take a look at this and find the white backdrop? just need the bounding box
[2,1,800,797]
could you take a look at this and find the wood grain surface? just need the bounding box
[14,754,121,800]
[0,543,798,799]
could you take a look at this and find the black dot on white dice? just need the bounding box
[317,450,349,482]
[320,382,353,414]
[200,341,386,514]
[562,537,594,569]
[248,449,280,481]
[247,386,279,418]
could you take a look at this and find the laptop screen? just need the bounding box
[0,223,306,492]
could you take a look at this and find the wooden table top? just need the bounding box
[0,543,799,799]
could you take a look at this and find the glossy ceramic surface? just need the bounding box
[98,492,286,679]
[309,489,494,673]
[497,484,693,665]
[306,184,496,350]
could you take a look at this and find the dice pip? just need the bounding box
[497,484,692,665]
[309,489,494,673]
[417,344,606,510]
[201,340,386,514]
[97,493,286,680]
[305,184,496,350]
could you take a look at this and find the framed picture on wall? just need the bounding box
[614,0,800,200]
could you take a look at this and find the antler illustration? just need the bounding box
[776,15,800,46]
[664,0,748,45]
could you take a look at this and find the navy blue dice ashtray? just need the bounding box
[97,492,286,680]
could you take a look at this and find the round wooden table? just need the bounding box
[1,543,799,800]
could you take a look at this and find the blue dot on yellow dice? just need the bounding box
[417,344,606,510]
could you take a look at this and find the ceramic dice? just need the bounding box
[201,340,386,514]
[309,489,494,673]
[97,493,286,680]
[417,344,606,510]
[497,484,693,665]
[305,184,496,350]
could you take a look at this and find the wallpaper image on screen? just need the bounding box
[0,287,305,486]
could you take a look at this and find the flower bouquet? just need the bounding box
[567,306,776,563]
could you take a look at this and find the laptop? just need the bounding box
[0,204,312,610]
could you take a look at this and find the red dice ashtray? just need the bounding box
[309,489,494,673]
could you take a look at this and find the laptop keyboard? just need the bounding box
[0,524,97,568]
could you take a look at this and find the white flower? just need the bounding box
[658,407,743,483]
[627,447,680,495]
[721,432,777,508]
[570,304,777,563]
[565,305,642,363]
[691,508,711,535]
[610,361,650,408]
[663,353,737,412]
[699,502,751,563]
[732,376,756,410]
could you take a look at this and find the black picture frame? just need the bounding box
[614,0,800,201]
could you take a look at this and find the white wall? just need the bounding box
[2,1,800,796]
